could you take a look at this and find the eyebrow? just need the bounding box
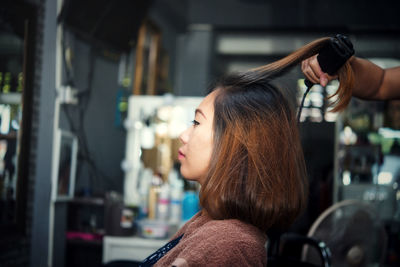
[195,108,206,119]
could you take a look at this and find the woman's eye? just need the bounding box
[192,120,200,126]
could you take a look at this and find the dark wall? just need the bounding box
[63,38,126,195]
[188,0,400,30]
[149,0,188,89]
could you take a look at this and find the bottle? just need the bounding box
[169,187,183,224]
[148,174,162,219]
[168,168,184,224]
[138,168,153,219]
[157,184,170,220]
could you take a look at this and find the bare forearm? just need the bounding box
[350,57,400,100]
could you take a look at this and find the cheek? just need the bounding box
[182,131,213,179]
[192,132,213,162]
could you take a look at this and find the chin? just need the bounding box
[180,170,194,181]
[179,166,190,179]
[180,167,200,183]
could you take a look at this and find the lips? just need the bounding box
[178,149,185,160]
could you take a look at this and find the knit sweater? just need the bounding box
[154,211,268,267]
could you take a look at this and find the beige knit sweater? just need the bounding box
[154,211,267,266]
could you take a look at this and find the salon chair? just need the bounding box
[267,232,331,267]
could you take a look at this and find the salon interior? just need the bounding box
[1,0,400,266]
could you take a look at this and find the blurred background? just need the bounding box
[0,0,399,266]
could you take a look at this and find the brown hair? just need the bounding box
[199,37,355,232]
[251,37,354,112]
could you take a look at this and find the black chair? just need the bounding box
[267,232,331,267]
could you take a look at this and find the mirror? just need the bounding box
[54,130,78,200]
[0,1,35,235]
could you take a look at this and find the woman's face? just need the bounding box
[178,90,217,184]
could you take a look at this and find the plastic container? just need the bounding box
[137,219,170,239]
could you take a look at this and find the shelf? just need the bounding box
[55,197,104,206]
[103,236,169,263]
[67,238,103,246]
[0,133,17,140]
[69,197,105,206]
[0,93,22,105]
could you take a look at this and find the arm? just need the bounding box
[302,55,400,100]
[350,57,400,100]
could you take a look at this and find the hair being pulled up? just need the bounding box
[249,37,354,112]
[199,37,355,233]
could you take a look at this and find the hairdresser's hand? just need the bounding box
[301,55,338,87]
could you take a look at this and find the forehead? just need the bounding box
[198,90,218,114]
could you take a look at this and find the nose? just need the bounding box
[179,126,190,145]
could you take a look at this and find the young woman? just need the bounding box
[141,37,356,267]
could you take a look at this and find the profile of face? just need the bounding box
[178,90,217,184]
